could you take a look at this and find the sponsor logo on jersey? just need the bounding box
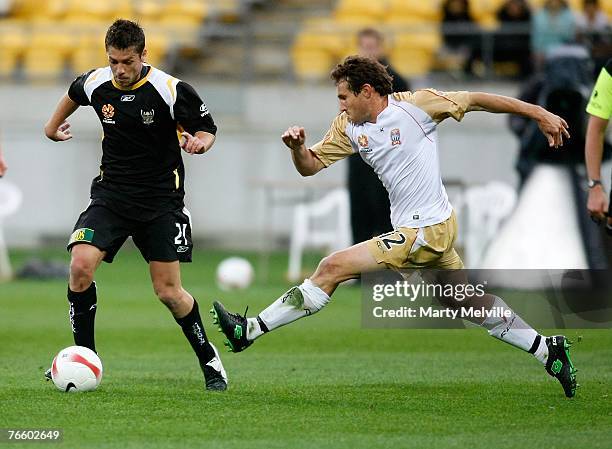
[141,109,155,125]
[200,103,209,116]
[358,134,371,152]
[120,94,135,102]
[101,104,115,124]
[391,128,401,146]
[177,245,189,253]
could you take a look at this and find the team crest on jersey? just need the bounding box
[357,134,371,152]
[141,109,155,125]
[101,104,115,124]
[390,128,401,146]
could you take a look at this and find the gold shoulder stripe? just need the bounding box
[166,77,177,102]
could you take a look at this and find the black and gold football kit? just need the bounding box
[67,64,217,262]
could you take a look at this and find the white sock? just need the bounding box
[247,279,330,341]
[481,296,548,364]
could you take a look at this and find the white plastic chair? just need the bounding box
[0,180,22,281]
[463,181,517,268]
[288,188,351,282]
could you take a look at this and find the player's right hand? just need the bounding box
[281,126,306,150]
[587,185,608,222]
[46,121,73,142]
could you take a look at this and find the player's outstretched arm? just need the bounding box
[180,131,215,155]
[44,94,79,142]
[467,92,570,148]
[281,126,325,176]
[585,114,609,221]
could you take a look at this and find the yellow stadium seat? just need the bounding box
[62,1,116,23]
[603,0,612,17]
[11,0,51,20]
[393,29,442,52]
[388,28,442,77]
[335,0,388,23]
[387,0,442,22]
[390,48,436,77]
[162,0,208,23]
[469,0,505,29]
[142,32,170,67]
[23,26,73,78]
[291,47,335,81]
[133,0,163,22]
[71,32,109,74]
[293,29,345,59]
[0,23,28,76]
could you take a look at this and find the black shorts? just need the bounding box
[67,204,193,263]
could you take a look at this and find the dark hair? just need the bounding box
[105,19,145,54]
[330,55,393,96]
[357,27,384,43]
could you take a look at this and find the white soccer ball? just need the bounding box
[50,346,103,392]
[216,257,254,290]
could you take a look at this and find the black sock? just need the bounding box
[67,282,97,353]
[175,299,215,364]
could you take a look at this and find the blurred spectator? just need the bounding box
[576,0,611,75]
[356,28,409,92]
[577,0,609,33]
[441,0,480,75]
[347,28,411,245]
[531,0,576,69]
[494,0,532,78]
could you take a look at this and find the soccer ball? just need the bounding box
[50,346,103,392]
[216,257,254,290]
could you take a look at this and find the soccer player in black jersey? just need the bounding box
[43,19,227,390]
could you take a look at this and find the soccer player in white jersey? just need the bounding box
[213,56,577,397]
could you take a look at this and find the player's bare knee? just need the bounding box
[314,253,344,285]
[153,281,182,306]
[69,256,96,290]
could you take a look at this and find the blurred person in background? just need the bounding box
[531,0,576,69]
[585,59,612,232]
[577,0,609,33]
[494,0,532,78]
[441,0,480,75]
[348,28,410,246]
[576,0,611,75]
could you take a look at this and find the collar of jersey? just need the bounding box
[111,65,152,91]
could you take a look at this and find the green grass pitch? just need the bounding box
[1,248,611,449]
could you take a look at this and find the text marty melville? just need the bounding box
[372,306,513,319]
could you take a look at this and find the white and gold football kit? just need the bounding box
[310,89,470,269]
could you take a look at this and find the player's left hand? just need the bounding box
[180,131,205,154]
[536,108,571,149]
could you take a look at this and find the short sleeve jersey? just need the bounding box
[310,89,470,228]
[586,59,612,120]
[68,65,217,221]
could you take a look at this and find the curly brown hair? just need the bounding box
[330,55,393,96]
